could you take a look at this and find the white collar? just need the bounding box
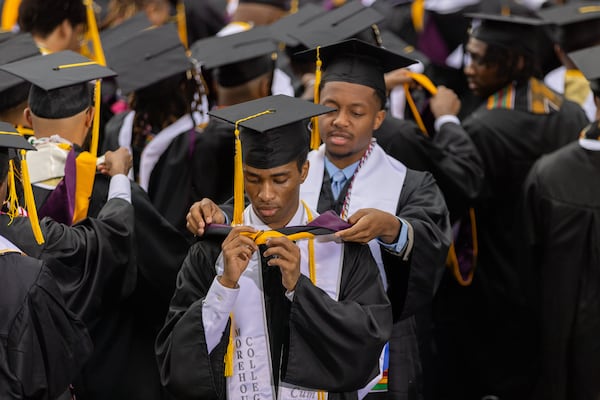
[579,138,600,151]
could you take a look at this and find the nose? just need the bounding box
[332,109,350,128]
[258,181,276,202]
[463,61,474,77]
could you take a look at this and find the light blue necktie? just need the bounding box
[331,170,347,200]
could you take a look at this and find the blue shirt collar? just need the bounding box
[324,156,360,181]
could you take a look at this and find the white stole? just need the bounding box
[0,235,23,253]
[215,204,343,400]
[301,142,407,291]
[117,111,200,190]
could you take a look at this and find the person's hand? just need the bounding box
[219,226,258,288]
[186,198,226,236]
[430,86,461,118]
[98,147,132,177]
[335,208,401,244]
[384,68,413,92]
[555,44,577,70]
[262,237,301,291]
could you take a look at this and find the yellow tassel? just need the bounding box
[290,0,299,14]
[90,80,102,157]
[20,150,44,245]
[1,0,21,31]
[233,127,244,226]
[84,0,106,66]
[411,0,425,32]
[403,72,438,137]
[176,1,189,50]
[232,110,274,226]
[5,160,20,223]
[310,47,322,150]
[16,125,34,136]
[224,315,235,377]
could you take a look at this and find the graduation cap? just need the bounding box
[466,12,547,55]
[103,23,191,95]
[268,3,323,48]
[294,38,416,148]
[536,2,600,51]
[209,94,334,224]
[100,12,154,49]
[190,26,278,87]
[286,0,385,49]
[0,50,116,156]
[0,33,40,111]
[0,122,44,244]
[569,44,600,98]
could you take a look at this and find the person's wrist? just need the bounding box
[218,275,238,289]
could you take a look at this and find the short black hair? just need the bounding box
[18,0,87,37]
[0,149,9,184]
[481,42,541,82]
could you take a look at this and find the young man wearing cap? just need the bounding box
[156,95,392,400]
[520,45,600,400]
[0,50,190,400]
[187,39,453,400]
[431,13,590,400]
[0,122,93,400]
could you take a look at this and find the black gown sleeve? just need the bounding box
[283,243,392,392]
[1,255,92,400]
[387,170,451,321]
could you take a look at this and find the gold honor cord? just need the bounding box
[403,71,438,137]
[5,160,20,222]
[311,47,322,150]
[232,110,275,226]
[1,0,21,30]
[16,125,34,136]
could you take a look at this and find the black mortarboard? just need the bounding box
[190,26,277,87]
[0,122,35,150]
[208,94,333,224]
[239,0,290,11]
[269,3,323,47]
[103,23,190,94]
[466,13,547,55]
[100,12,153,49]
[287,0,385,49]
[0,33,39,111]
[295,38,416,104]
[569,44,600,97]
[209,94,333,168]
[536,2,600,51]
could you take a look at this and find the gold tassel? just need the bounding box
[224,315,235,376]
[176,1,189,50]
[310,47,322,150]
[84,0,106,66]
[403,72,438,137]
[90,80,102,157]
[233,125,244,226]
[411,0,425,32]
[5,159,20,223]
[20,150,44,244]
[232,110,274,226]
[1,0,21,31]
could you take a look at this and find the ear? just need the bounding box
[299,160,309,183]
[24,107,33,126]
[258,74,272,98]
[58,19,73,41]
[84,107,95,129]
[373,109,386,131]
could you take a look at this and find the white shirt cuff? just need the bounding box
[108,174,131,203]
[434,114,461,133]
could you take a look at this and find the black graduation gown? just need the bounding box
[315,168,451,400]
[29,169,189,400]
[0,250,92,400]
[522,142,600,400]
[156,236,393,400]
[374,115,483,220]
[433,79,589,400]
[103,112,206,236]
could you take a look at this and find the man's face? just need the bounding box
[464,37,509,98]
[318,81,385,168]
[244,160,308,229]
